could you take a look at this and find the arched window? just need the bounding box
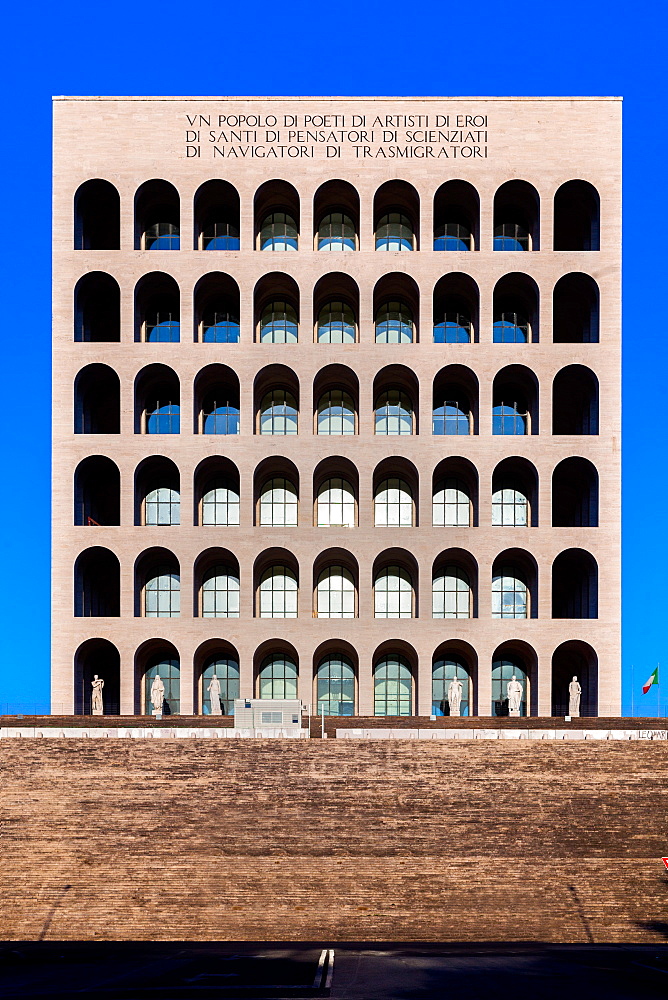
[374,478,414,527]
[201,303,240,343]
[433,310,471,344]
[494,223,529,251]
[202,655,239,714]
[259,212,298,251]
[259,300,298,343]
[202,220,240,250]
[376,213,414,251]
[201,564,240,617]
[316,478,355,528]
[135,180,180,250]
[144,305,179,342]
[202,391,240,435]
[146,399,180,434]
[317,212,356,251]
[259,565,298,617]
[258,653,298,699]
[432,478,471,526]
[434,222,472,251]
[74,548,120,617]
[195,179,240,250]
[375,301,414,343]
[317,301,356,343]
[493,401,527,436]
[202,477,240,526]
[432,400,470,435]
[259,478,298,526]
[316,655,355,715]
[493,310,529,343]
[144,654,180,715]
[374,390,414,435]
[492,566,527,619]
[259,390,298,435]
[374,655,413,715]
[432,567,471,618]
[145,222,179,250]
[492,485,528,526]
[432,658,471,716]
[316,565,356,618]
[145,486,180,526]
[316,390,356,435]
[492,658,527,716]
[374,566,413,618]
[145,566,180,617]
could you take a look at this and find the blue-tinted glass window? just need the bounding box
[317,212,356,251]
[433,400,470,435]
[375,389,413,435]
[494,223,529,251]
[434,222,472,251]
[259,300,298,343]
[202,394,240,435]
[146,400,180,434]
[144,222,180,250]
[258,654,298,698]
[492,567,528,619]
[259,390,298,435]
[374,655,413,714]
[202,221,240,251]
[317,390,356,435]
[202,655,239,714]
[317,301,356,343]
[202,305,240,343]
[433,311,471,344]
[492,658,528,716]
[259,212,298,251]
[144,655,180,714]
[145,309,180,343]
[432,658,470,716]
[375,301,414,343]
[376,212,414,251]
[316,655,355,715]
[493,311,529,343]
[493,402,527,436]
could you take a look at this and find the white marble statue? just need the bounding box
[568,675,582,717]
[507,674,523,716]
[447,676,463,717]
[91,674,104,715]
[208,674,222,715]
[150,674,165,714]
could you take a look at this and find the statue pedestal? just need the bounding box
[570,710,580,718]
[92,707,103,716]
[450,708,460,717]
[509,708,520,717]
[153,710,163,719]
[210,706,222,716]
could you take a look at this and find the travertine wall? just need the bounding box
[52,97,621,716]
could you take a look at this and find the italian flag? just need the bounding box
[642,667,659,694]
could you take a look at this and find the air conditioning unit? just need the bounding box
[233,698,303,730]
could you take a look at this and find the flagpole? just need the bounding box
[658,663,661,719]
[631,663,635,718]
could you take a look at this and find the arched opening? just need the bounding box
[553,273,599,343]
[255,365,299,436]
[254,548,299,618]
[136,639,180,715]
[314,456,358,528]
[374,180,419,250]
[254,640,299,699]
[313,548,358,619]
[313,179,359,251]
[432,549,477,619]
[135,547,180,617]
[492,548,538,619]
[374,457,418,528]
[74,546,120,617]
[194,272,240,343]
[374,273,419,343]
[433,364,478,435]
[433,273,479,343]
[134,272,180,343]
[552,365,599,434]
[492,364,538,435]
[134,364,180,434]
[255,272,299,344]
[492,457,538,527]
[373,365,418,435]
[554,180,600,251]
[194,363,240,435]
[134,456,180,526]
[432,640,477,717]
[313,640,358,716]
[254,456,299,527]
[195,640,240,715]
[194,456,240,527]
[433,180,479,251]
[194,547,240,618]
[74,638,121,716]
[552,457,599,527]
[74,456,120,526]
[493,180,540,250]
[74,364,120,434]
[74,179,120,250]
[492,641,538,716]
[552,640,598,717]
[493,272,539,343]
[373,549,417,618]
[194,179,240,250]
[74,272,120,342]
[373,641,417,715]
[313,272,359,344]
[552,548,598,619]
[255,179,300,251]
[134,179,180,250]
[313,364,358,436]
[432,457,478,527]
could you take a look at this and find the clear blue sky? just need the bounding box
[1,0,666,714]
